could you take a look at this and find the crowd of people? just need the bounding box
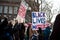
[0,17,25,40]
[0,14,60,40]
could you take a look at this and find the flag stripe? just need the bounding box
[18,4,26,18]
[16,1,28,23]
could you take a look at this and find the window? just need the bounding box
[14,16,16,18]
[4,6,8,13]
[0,6,3,13]
[14,7,18,14]
[9,15,11,17]
[9,7,12,14]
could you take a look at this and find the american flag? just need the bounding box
[18,3,26,18]
[18,1,27,18]
[16,1,28,23]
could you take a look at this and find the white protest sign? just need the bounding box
[32,12,46,30]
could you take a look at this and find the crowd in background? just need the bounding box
[0,17,25,40]
[0,17,51,40]
[0,14,60,40]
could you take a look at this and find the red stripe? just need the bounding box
[18,3,26,18]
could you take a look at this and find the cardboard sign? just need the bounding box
[32,12,46,30]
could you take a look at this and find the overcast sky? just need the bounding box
[46,0,60,23]
[39,0,60,23]
[46,0,60,10]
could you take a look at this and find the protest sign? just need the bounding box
[32,12,46,30]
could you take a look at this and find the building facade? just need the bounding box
[0,0,39,22]
[0,0,21,20]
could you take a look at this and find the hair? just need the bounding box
[50,14,60,40]
[53,14,60,30]
[37,28,42,34]
[2,17,8,26]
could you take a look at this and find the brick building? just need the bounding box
[0,0,39,22]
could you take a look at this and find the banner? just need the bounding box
[32,12,46,30]
[16,1,28,23]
